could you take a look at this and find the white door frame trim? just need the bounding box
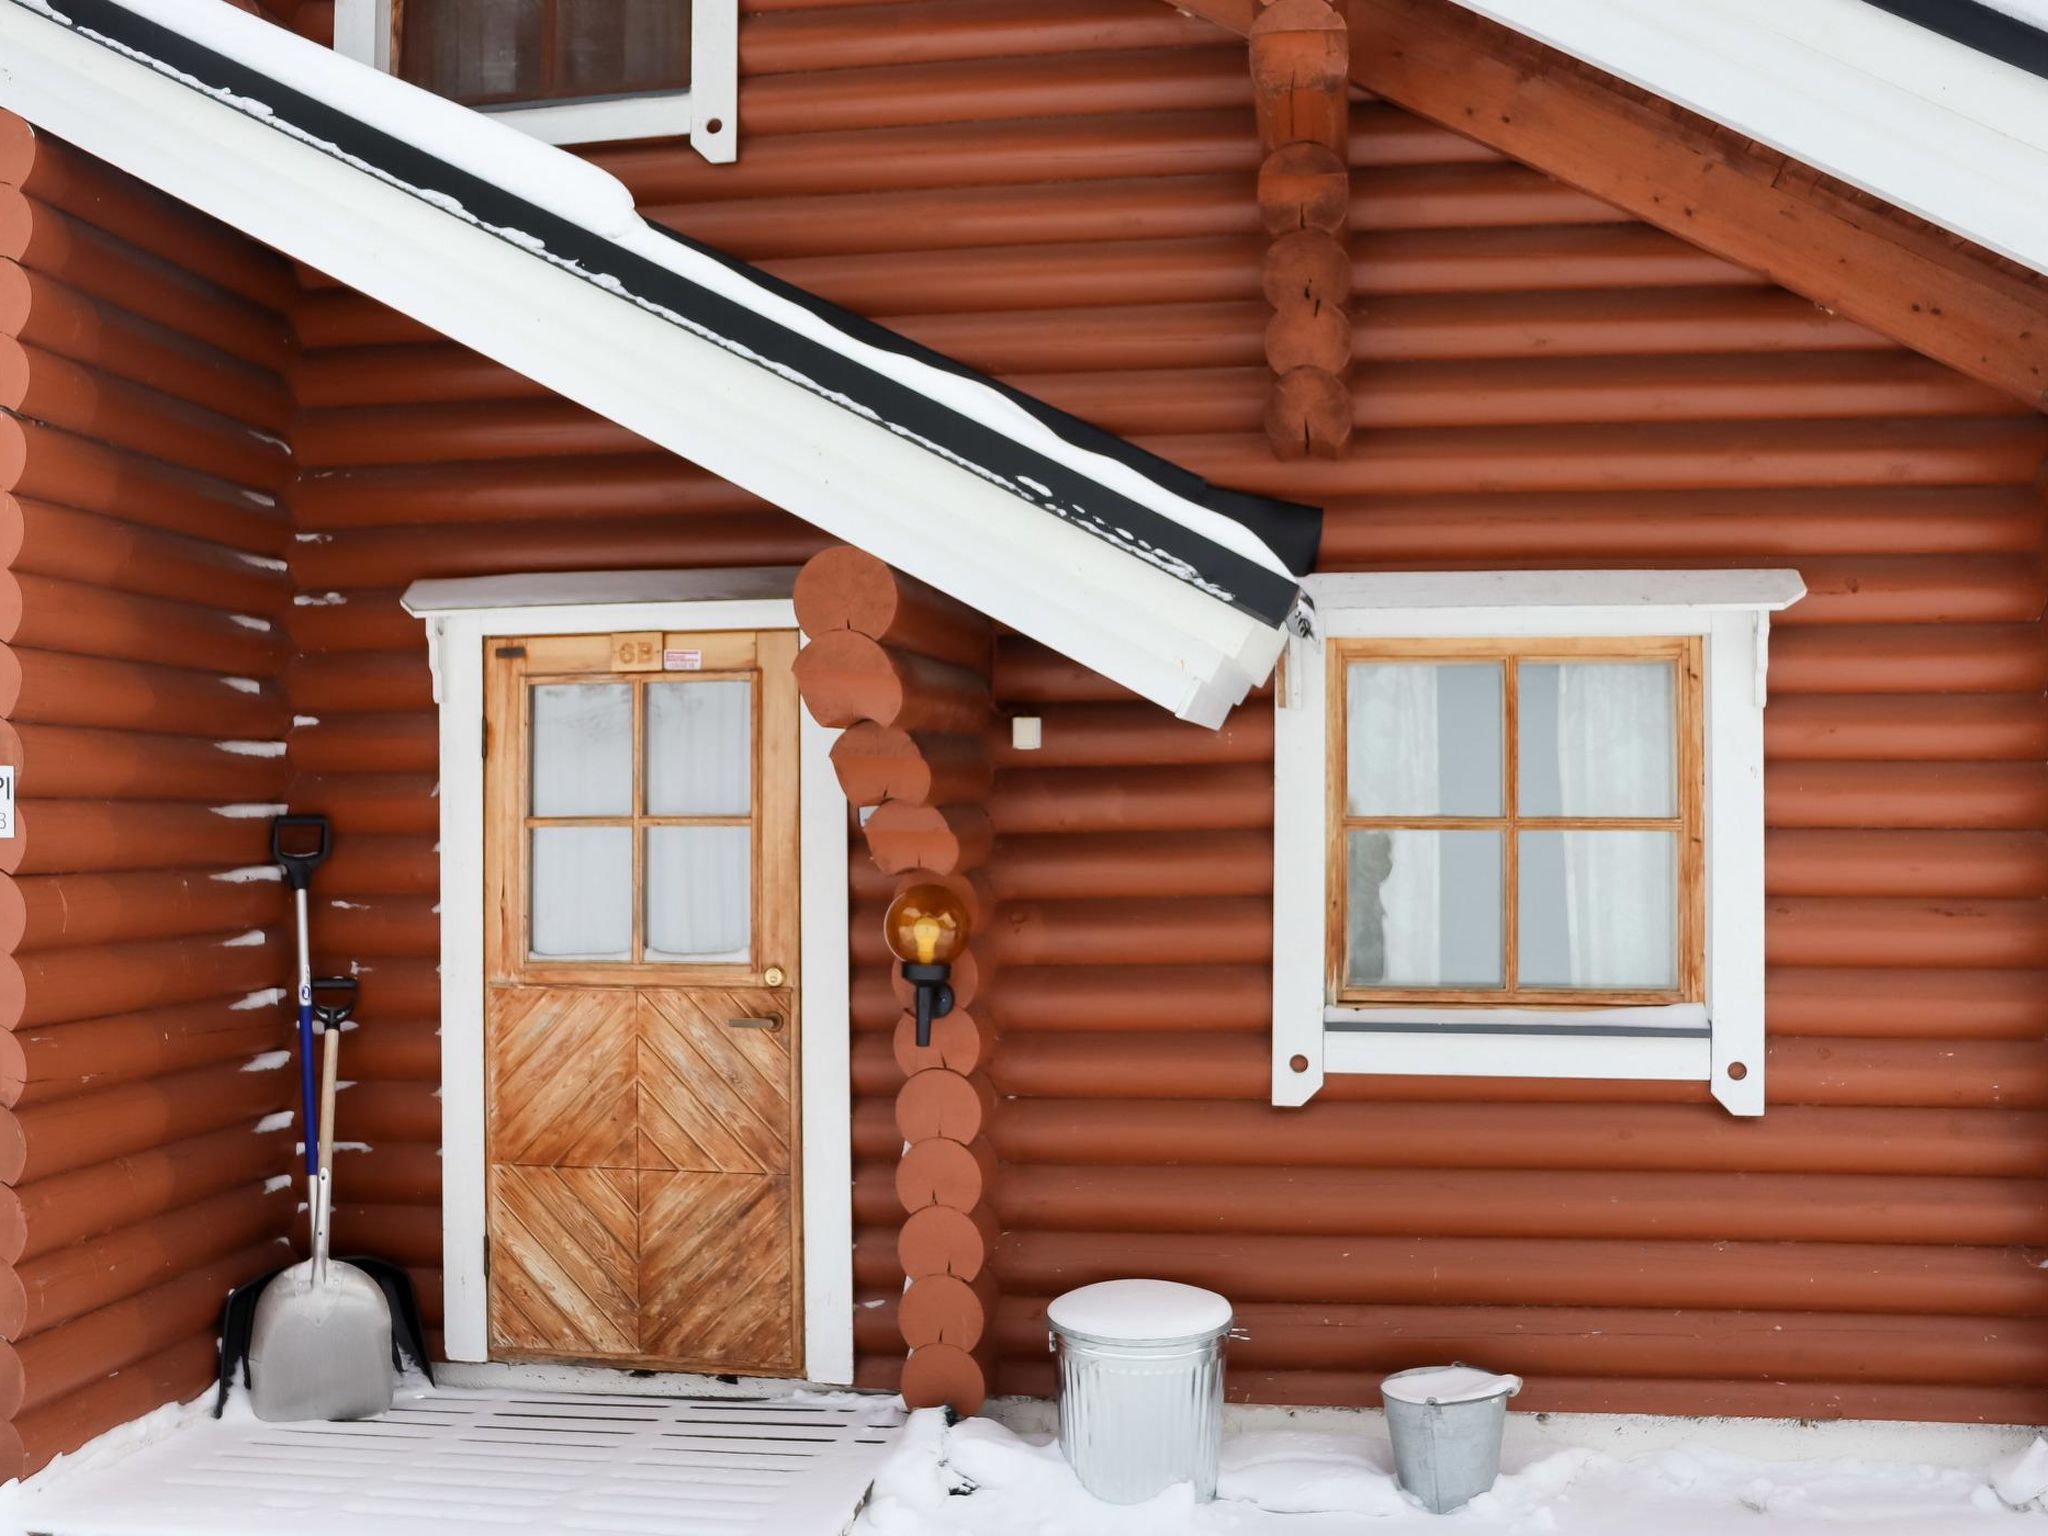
[406,577,853,1385]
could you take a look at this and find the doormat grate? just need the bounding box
[18,1387,907,1536]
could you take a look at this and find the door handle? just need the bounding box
[727,1016,782,1031]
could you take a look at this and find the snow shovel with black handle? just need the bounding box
[245,970,395,1421]
[216,976,433,1414]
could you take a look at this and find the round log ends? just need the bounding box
[899,1274,989,1351]
[898,1202,995,1282]
[1263,229,1351,309]
[895,1067,995,1145]
[794,546,991,670]
[1265,302,1350,377]
[1258,143,1348,236]
[899,1341,987,1415]
[1266,368,1354,461]
[863,802,993,877]
[895,1135,997,1215]
[892,1006,990,1078]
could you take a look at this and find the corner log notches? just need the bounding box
[1252,0,1353,460]
[790,547,1000,1413]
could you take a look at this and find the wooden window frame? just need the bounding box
[1271,570,1805,1119]
[333,0,738,163]
[1327,635,1705,1008]
[485,629,796,990]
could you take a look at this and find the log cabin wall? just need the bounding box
[279,0,2048,1419]
[0,120,300,1476]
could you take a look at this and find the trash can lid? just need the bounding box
[1047,1279,1231,1341]
[1381,1365,1523,1406]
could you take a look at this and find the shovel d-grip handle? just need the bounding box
[271,813,331,891]
[311,974,357,1032]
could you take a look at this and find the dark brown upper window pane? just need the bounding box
[557,0,692,97]
[400,0,691,108]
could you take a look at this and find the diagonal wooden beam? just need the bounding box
[1155,0,2048,406]
[1341,0,2048,406]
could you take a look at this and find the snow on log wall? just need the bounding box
[278,0,2048,1421]
[0,119,300,1476]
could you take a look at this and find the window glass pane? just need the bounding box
[1345,829,1502,989]
[646,680,751,816]
[400,0,544,104]
[1518,830,1678,988]
[1346,662,1502,818]
[1519,661,1676,818]
[646,827,751,964]
[530,826,631,959]
[531,683,631,817]
[557,0,693,96]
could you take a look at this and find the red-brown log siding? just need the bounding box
[0,120,300,1477]
[4,0,2048,1472]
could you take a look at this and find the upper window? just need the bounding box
[335,0,736,162]
[398,0,691,109]
[1273,571,1804,1119]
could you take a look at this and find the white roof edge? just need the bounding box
[1447,0,2048,280]
[0,0,1303,728]
[402,568,801,615]
[1305,569,1806,613]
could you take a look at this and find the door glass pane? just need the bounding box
[1345,829,1502,989]
[646,680,751,816]
[1518,830,1678,988]
[646,827,751,963]
[556,0,693,96]
[531,683,631,817]
[1346,662,1502,817]
[1519,661,1676,818]
[530,826,631,959]
[400,0,545,104]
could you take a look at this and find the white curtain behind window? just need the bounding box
[1347,665,1440,985]
[1555,663,1675,987]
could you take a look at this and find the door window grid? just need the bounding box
[522,668,758,969]
[397,0,693,109]
[1330,636,1704,1007]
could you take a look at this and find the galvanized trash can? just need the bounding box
[1381,1364,1523,1514]
[1047,1279,1231,1505]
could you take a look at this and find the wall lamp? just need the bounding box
[884,882,970,1048]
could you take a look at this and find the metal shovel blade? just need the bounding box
[246,1256,396,1422]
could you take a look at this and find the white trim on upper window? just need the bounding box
[1273,569,1804,1118]
[401,568,853,1385]
[333,0,738,163]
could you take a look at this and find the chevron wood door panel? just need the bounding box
[637,988,793,1175]
[489,987,639,1169]
[481,629,805,1376]
[489,1165,640,1357]
[640,1169,798,1371]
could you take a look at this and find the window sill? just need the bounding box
[482,92,723,155]
[1322,1006,1712,1083]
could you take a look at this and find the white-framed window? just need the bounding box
[335,0,737,163]
[1272,570,1805,1117]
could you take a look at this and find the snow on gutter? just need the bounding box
[0,0,1321,723]
[1446,0,2048,283]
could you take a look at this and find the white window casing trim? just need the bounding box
[332,0,738,163]
[402,570,854,1384]
[1273,569,1804,1117]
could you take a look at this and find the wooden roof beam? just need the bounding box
[1165,0,2048,406]
[1341,0,2048,407]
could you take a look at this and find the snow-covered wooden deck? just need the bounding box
[9,1386,906,1536]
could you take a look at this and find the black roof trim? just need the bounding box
[1859,0,2048,83]
[49,0,1320,626]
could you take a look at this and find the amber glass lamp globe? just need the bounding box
[884,883,969,967]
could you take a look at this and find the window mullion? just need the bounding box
[1503,655,1519,994]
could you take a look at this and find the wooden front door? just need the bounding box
[482,629,804,1375]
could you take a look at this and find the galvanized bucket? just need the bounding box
[1381,1364,1523,1514]
[1047,1279,1231,1505]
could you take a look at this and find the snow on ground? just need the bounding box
[853,1410,2048,1535]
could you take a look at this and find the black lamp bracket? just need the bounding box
[901,961,955,1048]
